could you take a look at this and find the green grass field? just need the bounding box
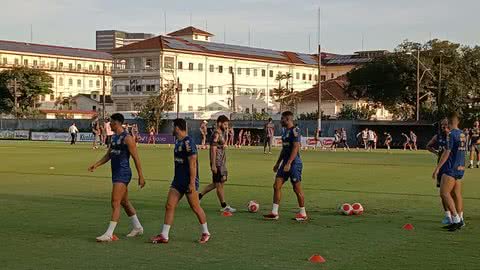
[0,141,479,270]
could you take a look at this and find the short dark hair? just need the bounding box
[281,111,294,118]
[217,115,229,124]
[447,111,460,121]
[173,118,187,131]
[268,118,272,121]
[110,113,125,124]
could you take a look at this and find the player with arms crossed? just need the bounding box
[88,113,146,242]
[264,118,275,154]
[432,112,466,231]
[199,115,236,213]
[427,118,454,224]
[264,111,307,221]
[468,121,480,168]
[151,119,210,244]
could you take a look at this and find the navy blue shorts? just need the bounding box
[276,162,303,183]
[171,178,199,194]
[442,171,464,181]
[112,179,131,185]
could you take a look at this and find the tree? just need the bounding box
[0,67,53,117]
[346,39,480,120]
[273,72,298,111]
[337,105,376,120]
[136,83,176,132]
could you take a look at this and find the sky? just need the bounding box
[1,0,479,54]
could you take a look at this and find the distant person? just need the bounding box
[367,129,375,151]
[132,124,139,144]
[264,118,275,154]
[410,131,418,151]
[468,121,480,168]
[148,126,156,144]
[68,123,79,145]
[200,120,208,149]
[228,127,235,146]
[384,132,392,151]
[432,112,466,231]
[314,128,323,150]
[236,129,244,148]
[88,113,146,242]
[340,128,350,151]
[104,119,113,146]
[91,117,100,149]
[99,120,106,146]
[331,129,340,152]
[401,133,412,151]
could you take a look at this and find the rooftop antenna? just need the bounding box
[190,12,192,26]
[308,33,311,53]
[361,33,364,51]
[30,24,33,42]
[223,25,226,44]
[164,11,167,35]
[205,20,208,31]
[248,26,251,46]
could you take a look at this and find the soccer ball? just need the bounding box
[338,203,353,215]
[352,203,364,215]
[247,200,260,213]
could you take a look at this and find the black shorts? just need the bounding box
[212,166,228,183]
[368,140,375,146]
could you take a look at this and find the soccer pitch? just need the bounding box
[1,142,479,270]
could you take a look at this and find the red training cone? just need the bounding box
[402,223,414,230]
[309,254,326,263]
[222,211,233,217]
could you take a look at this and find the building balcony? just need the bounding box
[112,68,160,76]
[112,88,159,97]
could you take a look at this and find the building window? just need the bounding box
[198,106,203,111]
[246,68,250,76]
[331,73,335,79]
[14,59,19,65]
[188,106,193,111]
[164,57,174,69]
[261,69,266,77]
[24,59,29,66]
[77,64,82,70]
[309,74,312,81]
[145,59,152,68]
[92,105,97,111]
[57,77,63,86]
[194,34,198,39]
[198,84,203,93]
[89,80,93,88]
[146,85,156,91]
[302,73,306,80]
[253,69,258,76]
[2,57,6,64]
[50,94,54,100]
[68,78,73,86]
[40,95,45,102]
[208,86,214,93]
[187,84,194,92]
[198,63,203,71]
[229,66,233,74]
[237,67,242,75]
[296,73,300,79]
[68,63,73,70]
[96,65,100,71]
[178,61,183,70]
[96,80,100,87]
[77,80,82,87]
[209,64,214,72]
[269,70,274,77]
[320,75,326,81]
[218,66,223,73]
[205,36,209,41]
[89,65,93,71]
[314,75,318,81]
[218,86,223,95]
[33,60,38,67]
[188,63,194,70]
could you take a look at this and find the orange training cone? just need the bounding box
[309,254,326,263]
[222,211,233,217]
[402,223,414,230]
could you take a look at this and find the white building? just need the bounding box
[0,40,112,110]
[111,26,375,118]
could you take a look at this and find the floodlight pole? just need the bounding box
[317,7,322,132]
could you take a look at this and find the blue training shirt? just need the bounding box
[173,136,199,183]
[280,126,302,163]
[444,128,466,173]
[110,131,132,181]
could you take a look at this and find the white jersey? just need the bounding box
[68,125,78,134]
[362,130,368,140]
[367,130,375,141]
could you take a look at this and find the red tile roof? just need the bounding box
[294,76,357,102]
[168,26,214,37]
